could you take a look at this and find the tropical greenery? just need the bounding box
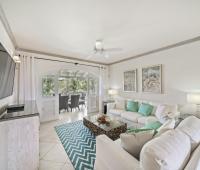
[42,71,98,96]
[42,76,55,96]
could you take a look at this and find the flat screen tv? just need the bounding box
[0,43,16,99]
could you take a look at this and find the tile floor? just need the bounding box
[39,109,88,170]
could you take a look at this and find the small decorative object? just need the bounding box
[97,115,110,126]
[142,65,162,93]
[42,76,55,96]
[124,69,137,92]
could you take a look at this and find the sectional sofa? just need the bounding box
[107,99,179,125]
[95,116,200,170]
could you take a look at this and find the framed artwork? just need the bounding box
[123,69,137,92]
[142,64,162,93]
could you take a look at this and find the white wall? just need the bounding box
[109,41,200,113]
[0,18,15,108]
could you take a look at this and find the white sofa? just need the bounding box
[107,99,179,125]
[94,116,200,170]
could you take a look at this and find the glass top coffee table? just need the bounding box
[83,114,127,140]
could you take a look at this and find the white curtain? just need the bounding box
[18,55,36,102]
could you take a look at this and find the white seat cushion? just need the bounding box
[140,130,191,170]
[138,116,158,124]
[109,109,123,116]
[177,116,200,151]
[184,144,200,170]
[121,111,142,122]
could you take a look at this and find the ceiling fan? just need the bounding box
[87,39,122,59]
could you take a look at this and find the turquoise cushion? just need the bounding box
[138,103,153,116]
[141,121,162,130]
[126,101,138,112]
[126,121,162,135]
[127,128,153,133]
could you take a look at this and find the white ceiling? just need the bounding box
[0,0,200,64]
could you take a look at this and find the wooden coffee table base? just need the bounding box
[83,117,127,140]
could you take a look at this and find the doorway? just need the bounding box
[58,70,99,113]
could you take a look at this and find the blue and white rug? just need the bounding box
[55,121,96,170]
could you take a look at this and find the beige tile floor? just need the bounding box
[39,108,88,170]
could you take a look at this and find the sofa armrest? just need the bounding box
[94,135,141,170]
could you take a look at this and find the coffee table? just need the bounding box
[83,114,127,140]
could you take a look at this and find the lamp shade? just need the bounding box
[108,89,117,95]
[187,93,200,104]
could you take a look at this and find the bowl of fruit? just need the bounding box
[97,115,110,125]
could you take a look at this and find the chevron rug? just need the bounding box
[55,121,96,170]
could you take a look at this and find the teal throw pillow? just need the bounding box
[141,121,162,130]
[138,103,153,116]
[126,101,138,112]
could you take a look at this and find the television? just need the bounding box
[0,43,16,99]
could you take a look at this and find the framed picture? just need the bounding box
[123,69,137,92]
[142,64,162,93]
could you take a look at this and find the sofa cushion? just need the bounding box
[95,135,140,170]
[138,116,158,125]
[140,130,191,170]
[184,144,200,170]
[177,116,200,151]
[156,119,176,137]
[120,130,154,159]
[138,103,153,116]
[109,109,123,116]
[121,111,142,122]
[141,121,162,130]
[155,104,170,123]
[126,101,138,112]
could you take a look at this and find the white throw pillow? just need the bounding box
[140,130,191,170]
[177,116,200,151]
[120,130,154,159]
[156,119,176,137]
[155,104,170,123]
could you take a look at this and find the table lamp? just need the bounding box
[108,89,117,100]
[187,93,200,115]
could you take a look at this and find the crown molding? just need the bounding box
[109,36,200,65]
[0,4,17,48]
[17,48,109,66]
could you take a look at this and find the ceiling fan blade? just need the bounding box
[104,48,123,52]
